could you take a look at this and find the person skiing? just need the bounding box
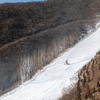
[65,60,70,65]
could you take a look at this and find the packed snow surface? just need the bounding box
[1,26,100,100]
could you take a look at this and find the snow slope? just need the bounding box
[1,26,100,100]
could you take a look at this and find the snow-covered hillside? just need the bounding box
[1,25,100,100]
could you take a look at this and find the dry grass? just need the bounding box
[59,86,78,100]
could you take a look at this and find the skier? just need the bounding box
[65,60,70,65]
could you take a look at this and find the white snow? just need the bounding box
[1,25,100,100]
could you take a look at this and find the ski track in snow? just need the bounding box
[1,25,100,100]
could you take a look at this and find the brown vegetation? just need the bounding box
[0,0,100,47]
[59,86,78,100]
[77,51,100,100]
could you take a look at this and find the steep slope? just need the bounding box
[0,0,100,47]
[1,24,100,100]
[77,52,100,100]
[1,0,100,94]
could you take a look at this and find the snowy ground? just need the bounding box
[1,26,100,100]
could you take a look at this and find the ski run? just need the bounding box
[1,23,100,100]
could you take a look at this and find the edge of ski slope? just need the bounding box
[1,23,100,100]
